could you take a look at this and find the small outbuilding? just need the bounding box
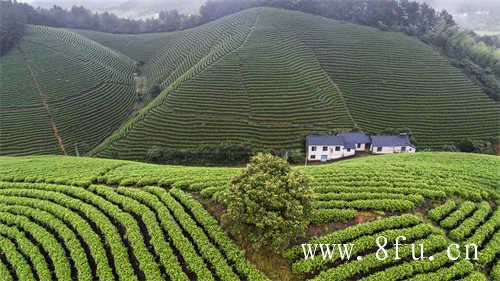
[370,134,416,154]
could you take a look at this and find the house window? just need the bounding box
[401,146,406,152]
[377,147,382,152]
[311,146,316,151]
[335,146,341,151]
[310,155,316,159]
[357,143,361,148]
[322,146,328,151]
[347,148,351,152]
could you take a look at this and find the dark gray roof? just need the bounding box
[337,132,371,147]
[306,135,345,146]
[371,135,414,147]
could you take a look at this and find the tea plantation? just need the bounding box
[0,26,136,156]
[86,8,498,159]
[1,8,498,158]
[0,152,498,280]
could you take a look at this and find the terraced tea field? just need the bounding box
[1,8,498,158]
[86,8,498,159]
[0,153,498,280]
[0,26,136,156]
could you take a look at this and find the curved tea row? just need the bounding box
[0,181,267,281]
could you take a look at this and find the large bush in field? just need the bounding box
[222,153,315,252]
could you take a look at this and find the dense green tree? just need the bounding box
[456,139,494,154]
[222,153,315,252]
[0,0,27,56]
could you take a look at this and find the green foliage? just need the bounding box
[429,25,500,101]
[284,214,423,260]
[145,143,258,165]
[200,1,499,101]
[477,231,500,266]
[492,261,500,281]
[312,234,448,280]
[428,200,457,222]
[91,8,497,159]
[0,180,268,281]
[467,208,500,248]
[458,272,489,281]
[439,201,476,229]
[0,1,26,56]
[144,144,304,166]
[149,83,162,99]
[313,198,416,212]
[169,188,270,281]
[0,25,136,156]
[440,144,458,152]
[449,202,491,241]
[311,208,357,224]
[456,138,495,154]
[407,259,475,281]
[290,221,435,275]
[0,154,498,280]
[222,153,315,252]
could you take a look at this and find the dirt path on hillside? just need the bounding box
[18,47,67,155]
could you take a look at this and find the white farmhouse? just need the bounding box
[370,134,416,154]
[306,135,355,162]
[306,132,416,162]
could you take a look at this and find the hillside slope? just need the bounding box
[0,25,137,156]
[72,29,173,63]
[0,153,498,280]
[86,8,499,160]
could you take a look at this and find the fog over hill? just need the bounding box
[20,0,205,17]
[21,0,500,32]
[420,0,500,32]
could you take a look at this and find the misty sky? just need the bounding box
[19,0,500,12]
[19,0,206,17]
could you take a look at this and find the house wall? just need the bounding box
[344,148,356,157]
[371,146,416,154]
[308,145,345,161]
[371,146,395,154]
[355,143,370,151]
[395,146,416,153]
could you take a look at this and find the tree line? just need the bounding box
[1,0,498,101]
[0,1,27,56]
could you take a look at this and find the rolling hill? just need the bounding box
[1,7,499,158]
[78,8,499,160]
[0,152,498,280]
[0,25,137,156]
